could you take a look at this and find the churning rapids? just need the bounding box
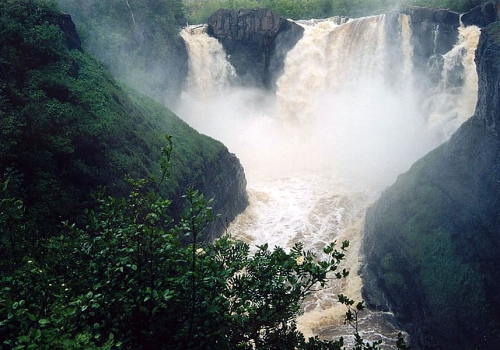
[174,14,480,348]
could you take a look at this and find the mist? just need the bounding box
[175,85,433,189]
[174,16,478,190]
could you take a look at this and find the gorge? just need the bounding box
[175,4,499,349]
[3,0,500,348]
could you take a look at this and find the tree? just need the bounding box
[0,136,400,349]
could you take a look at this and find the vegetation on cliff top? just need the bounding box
[184,0,491,23]
[57,0,187,105]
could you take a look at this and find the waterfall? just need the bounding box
[175,14,480,348]
[426,25,480,138]
[180,25,236,99]
[400,14,413,84]
[277,16,390,124]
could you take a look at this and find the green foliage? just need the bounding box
[0,0,228,238]
[415,229,485,326]
[0,143,387,349]
[183,0,489,23]
[57,0,188,104]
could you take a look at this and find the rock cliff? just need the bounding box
[462,1,499,28]
[49,13,82,51]
[361,22,500,350]
[198,150,248,240]
[206,8,303,88]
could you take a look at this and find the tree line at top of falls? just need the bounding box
[183,0,495,24]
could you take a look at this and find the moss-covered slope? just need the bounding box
[0,0,247,238]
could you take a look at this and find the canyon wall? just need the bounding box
[361,20,500,350]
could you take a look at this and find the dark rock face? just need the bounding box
[401,7,460,90]
[200,150,248,241]
[207,8,288,46]
[51,13,82,51]
[361,22,500,350]
[474,20,500,134]
[206,8,303,88]
[462,1,499,28]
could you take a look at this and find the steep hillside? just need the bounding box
[57,0,188,105]
[361,21,500,350]
[0,0,247,242]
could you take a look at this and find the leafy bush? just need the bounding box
[0,140,401,349]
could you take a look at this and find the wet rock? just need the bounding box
[462,1,499,28]
[207,8,303,88]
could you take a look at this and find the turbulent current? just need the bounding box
[176,15,480,347]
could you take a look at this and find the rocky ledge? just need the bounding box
[206,8,303,88]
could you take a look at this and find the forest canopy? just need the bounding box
[183,0,491,23]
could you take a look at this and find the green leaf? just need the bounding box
[38,318,50,325]
[18,335,30,343]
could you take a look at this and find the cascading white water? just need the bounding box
[175,16,480,348]
[180,25,236,99]
[426,25,480,138]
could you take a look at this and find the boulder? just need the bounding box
[52,13,82,51]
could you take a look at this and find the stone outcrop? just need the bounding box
[462,1,499,28]
[403,6,460,54]
[198,150,248,241]
[207,8,303,88]
[474,21,500,135]
[51,13,82,51]
[361,22,500,350]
